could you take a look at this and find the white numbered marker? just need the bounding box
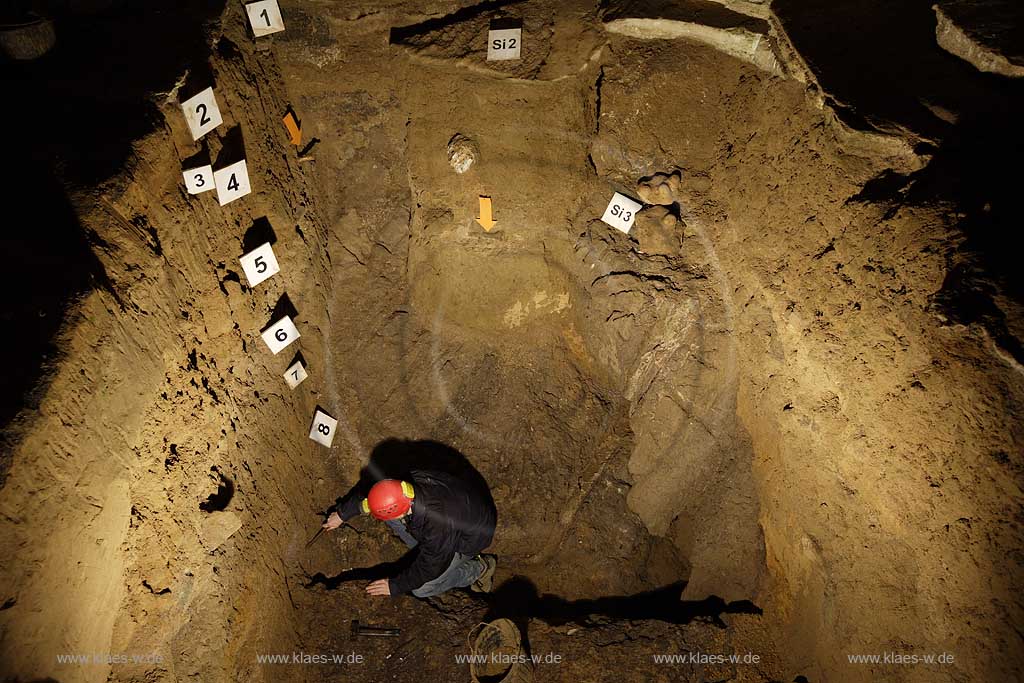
[261,315,299,355]
[181,87,223,141]
[183,165,215,195]
[601,192,642,233]
[487,28,522,61]
[284,360,308,389]
[214,159,252,207]
[239,242,280,287]
[246,0,285,37]
[309,409,338,448]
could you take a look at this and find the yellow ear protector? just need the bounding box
[360,480,415,514]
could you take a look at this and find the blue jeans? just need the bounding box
[385,519,486,598]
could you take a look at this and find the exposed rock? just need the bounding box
[934,0,1024,78]
[142,566,175,594]
[602,2,927,174]
[447,134,478,174]
[0,15,55,61]
[605,17,783,75]
[632,206,682,256]
[637,170,683,206]
[200,511,242,551]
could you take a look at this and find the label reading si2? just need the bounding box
[487,28,522,61]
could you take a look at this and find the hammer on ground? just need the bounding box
[351,619,401,637]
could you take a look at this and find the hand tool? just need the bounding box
[351,619,401,637]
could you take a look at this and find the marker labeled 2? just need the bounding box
[181,87,223,141]
[601,192,642,233]
[487,28,522,61]
[239,242,280,288]
[309,409,338,448]
[183,165,215,195]
[246,0,285,37]
[261,315,299,355]
[214,159,252,207]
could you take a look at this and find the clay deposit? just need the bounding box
[1,1,1021,682]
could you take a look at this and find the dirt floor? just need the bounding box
[1,1,1022,682]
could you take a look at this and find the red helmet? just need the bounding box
[362,479,414,520]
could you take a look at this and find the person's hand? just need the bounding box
[366,579,391,597]
[322,511,343,530]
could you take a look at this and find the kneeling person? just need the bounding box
[323,470,497,598]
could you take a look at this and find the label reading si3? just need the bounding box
[601,192,642,233]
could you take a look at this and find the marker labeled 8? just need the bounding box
[309,409,338,448]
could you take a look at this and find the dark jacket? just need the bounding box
[336,468,496,595]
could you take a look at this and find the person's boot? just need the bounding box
[470,554,497,593]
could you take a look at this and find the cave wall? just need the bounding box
[0,5,337,682]
[0,2,1021,682]
[590,28,1024,682]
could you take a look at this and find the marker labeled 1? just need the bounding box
[239,242,280,288]
[309,409,338,448]
[601,192,642,233]
[261,315,299,355]
[246,0,285,37]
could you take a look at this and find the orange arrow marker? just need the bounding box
[283,111,302,146]
[476,196,496,232]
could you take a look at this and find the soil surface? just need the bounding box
[0,1,1021,683]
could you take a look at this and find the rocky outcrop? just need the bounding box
[0,5,337,682]
[934,0,1024,78]
[604,17,783,75]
